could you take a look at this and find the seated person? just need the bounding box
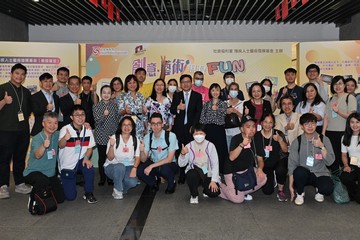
[219,115,267,203]
[105,117,140,200]
[137,113,178,193]
[178,124,220,204]
[24,112,65,211]
[58,105,97,204]
[288,113,335,206]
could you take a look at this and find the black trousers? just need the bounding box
[25,171,65,203]
[340,168,360,203]
[262,157,288,195]
[186,169,220,198]
[325,130,344,171]
[97,144,107,182]
[0,130,30,186]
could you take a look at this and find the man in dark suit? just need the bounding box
[170,74,203,184]
[31,73,59,136]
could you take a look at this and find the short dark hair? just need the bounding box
[149,112,163,123]
[193,71,204,77]
[191,123,206,135]
[300,113,317,125]
[330,75,346,94]
[180,74,192,83]
[81,76,93,84]
[115,116,136,138]
[223,72,235,80]
[39,72,53,81]
[124,74,139,92]
[305,64,320,74]
[110,77,123,91]
[284,68,297,74]
[260,112,276,126]
[279,96,295,109]
[68,75,81,85]
[71,104,85,115]
[57,67,69,75]
[208,83,221,99]
[248,82,265,98]
[167,78,178,87]
[42,112,58,121]
[11,63,27,74]
[228,82,239,90]
[135,67,146,75]
[100,85,112,94]
[345,77,357,90]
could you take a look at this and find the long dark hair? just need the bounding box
[260,79,273,97]
[150,78,167,101]
[343,112,360,147]
[301,83,325,108]
[115,116,136,149]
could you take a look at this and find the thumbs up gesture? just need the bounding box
[139,140,145,152]
[125,104,131,114]
[181,144,189,155]
[47,100,53,111]
[244,106,249,116]
[282,87,288,96]
[273,131,281,142]
[64,128,71,140]
[142,104,147,114]
[3,91,13,104]
[104,106,109,116]
[177,99,186,111]
[75,98,81,105]
[272,89,278,100]
[109,136,115,146]
[312,135,323,148]
[43,135,51,148]
[332,101,339,113]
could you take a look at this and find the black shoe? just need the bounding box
[107,180,114,186]
[150,184,159,193]
[83,192,97,204]
[165,183,176,194]
[178,176,185,184]
[98,180,105,186]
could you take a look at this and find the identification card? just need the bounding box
[201,164,208,174]
[195,151,203,158]
[315,154,323,160]
[74,142,81,154]
[18,112,24,122]
[157,146,162,152]
[331,111,338,118]
[123,158,130,166]
[264,149,270,158]
[265,146,273,151]
[47,150,53,160]
[306,156,314,167]
[131,115,137,123]
[350,156,358,166]
[123,147,129,153]
[51,149,56,156]
[257,124,262,131]
[244,143,251,149]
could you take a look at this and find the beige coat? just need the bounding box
[275,112,303,145]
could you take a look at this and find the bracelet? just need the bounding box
[239,144,244,149]
[84,155,90,160]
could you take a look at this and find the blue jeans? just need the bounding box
[104,163,138,193]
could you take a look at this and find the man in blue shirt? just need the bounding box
[137,113,179,193]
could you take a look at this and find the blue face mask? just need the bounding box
[194,79,203,87]
[229,90,238,98]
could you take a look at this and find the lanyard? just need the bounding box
[306,137,315,157]
[8,82,23,112]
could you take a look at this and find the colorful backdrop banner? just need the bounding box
[85,42,292,95]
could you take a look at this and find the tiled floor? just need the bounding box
[0,175,359,240]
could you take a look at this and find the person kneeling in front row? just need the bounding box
[137,113,179,193]
[288,113,335,206]
[178,124,220,204]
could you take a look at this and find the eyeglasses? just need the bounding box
[181,80,192,84]
[303,122,316,127]
[72,114,85,118]
[151,122,162,126]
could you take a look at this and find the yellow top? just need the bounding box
[138,83,153,98]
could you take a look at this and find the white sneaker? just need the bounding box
[0,185,10,199]
[315,193,324,202]
[202,193,208,198]
[15,183,32,194]
[112,188,123,200]
[295,192,305,206]
[244,194,253,201]
[190,196,199,204]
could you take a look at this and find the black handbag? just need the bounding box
[29,187,58,215]
[225,112,241,128]
[232,167,257,194]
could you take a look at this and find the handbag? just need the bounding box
[60,168,77,180]
[225,112,241,129]
[29,187,58,215]
[331,169,350,204]
[232,167,257,194]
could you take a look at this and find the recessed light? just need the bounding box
[33,0,40,2]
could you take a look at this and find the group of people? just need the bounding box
[0,62,360,212]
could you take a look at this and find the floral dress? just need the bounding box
[145,97,173,129]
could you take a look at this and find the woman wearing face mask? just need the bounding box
[345,78,360,113]
[225,82,244,150]
[261,79,277,113]
[221,72,245,101]
[166,79,178,103]
[200,83,228,174]
[178,124,220,204]
[93,85,122,186]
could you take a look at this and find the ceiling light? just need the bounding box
[33,0,40,2]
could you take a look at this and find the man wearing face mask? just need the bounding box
[191,71,209,103]
[220,72,245,101]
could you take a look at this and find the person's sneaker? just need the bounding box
[15,183,32,194]
[0,185,10,199]
[315,192,324,202]
[277,191,288,202]
[190,196,199,204]
[295,192,305,206]
[244,194,253,201]
[202,193,208,198]
[83,192,97,204]
[112,188,123,200]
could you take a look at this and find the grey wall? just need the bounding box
[29,21,339,43]
[0,13,28,41]
[340,12,360,40]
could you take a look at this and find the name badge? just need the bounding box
[123,147,129,153]
[195,151,203,158]
[350,156,358,166]
[74,144,81,154]
[244,143,251,149]
[18,111,24,122]
[331,111,338,118]
[315,154,323,160]
[123,158,130,166]
[264,149,270,158]
[51,149,56,156]
[306,156,314,167]
[157,146,162,152]
[47,150,53,160]
[265,146,273,151]
[201,164,208,174]
[257,124,262,131]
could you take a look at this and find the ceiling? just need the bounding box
[0,0,359,26]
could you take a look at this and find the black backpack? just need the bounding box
[116,135,138,152]
[297,134,324,153]
[29,187,57,215]
[149,131,170,153]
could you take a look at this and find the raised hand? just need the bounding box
[43,135,50,148]
[3,91,12,104]
[177,99,186,111]
[332,101,339,113]
[244,106,249,116]
[282,87,288,96]
[109,136,115,146]
[142,104,147,114]
[139,140,145,152]
[75,98,81,105]
[91,84,97,92]
[181,144,189,155]
[312,135,323,148]
[104,107,109,116]
[52,83,59,92]
[47,100,53,111]
[64,128,71,140]
[273,131,281,142]
[125,104,131,114]
[242,134,251,146]
[272,89,278,100]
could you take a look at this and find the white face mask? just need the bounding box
[229,90,238,98]
[168,86,177,93]
[225,78,234,86]
[263,85,271,93]
[194,79,203,87]
[193,134,205,143]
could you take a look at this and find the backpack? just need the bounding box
[116,135,138,153]
[297,134,324,153]
[28,187,57,215]
[149,131,170,157]
[329,94,350,106]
